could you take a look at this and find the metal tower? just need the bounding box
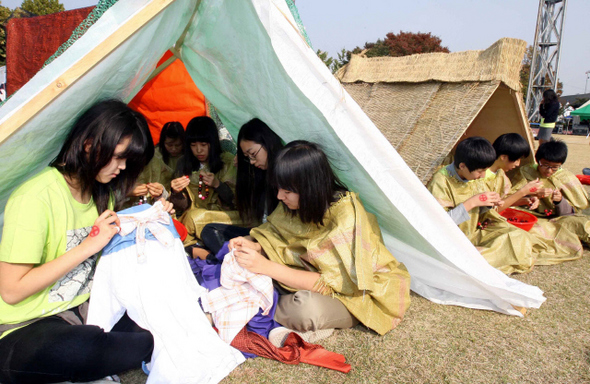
[525,0,567,122]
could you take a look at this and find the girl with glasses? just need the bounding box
[200,118,284,255]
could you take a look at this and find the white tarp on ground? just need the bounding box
[0,0,546,315]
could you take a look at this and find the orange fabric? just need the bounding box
[230,327,352,373]
[128,50,208,144]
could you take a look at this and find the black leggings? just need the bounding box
[0,313,153,384]
[201,223,252,254]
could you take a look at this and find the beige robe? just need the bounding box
[250,192,411,336]
[428,166,536,274]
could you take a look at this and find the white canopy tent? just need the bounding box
[0,0,545,316]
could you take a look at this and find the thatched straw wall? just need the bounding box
[337,38,526,92]
[337,38,531,184]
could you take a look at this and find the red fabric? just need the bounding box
[128,50,208,144]
[576,175,590,185]
[172,219,188,242]
[6,7,94,96]
[230,327,352,373]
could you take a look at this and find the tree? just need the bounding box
[318,31,449,74]
[21,0,64,16]
[382,31,449,57]
[0,1,10,66]
[350,31,449,59]
[316,48,348,74]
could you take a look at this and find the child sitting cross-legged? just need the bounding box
[490,134,583,265]
[428,137,543,274]
[511,140,590,245]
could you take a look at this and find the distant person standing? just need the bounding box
[538,89,560,145]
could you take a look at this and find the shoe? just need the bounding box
[583,168,590,176]
[268,326,334,348]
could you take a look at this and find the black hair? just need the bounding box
[535,139,567,164]
[453,136,496,172]
[158,121,185,165]
[179,116,223,175]
[542,89,558,104]
[51,99,154,213]
[492,133,530,162]
[236,118,284,224]
[270,140,347,225]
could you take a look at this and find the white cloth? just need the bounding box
[201,250,274,344]
[87,202,244,384]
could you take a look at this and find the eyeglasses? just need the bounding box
[243,146,262,162]
[538,162,561,171]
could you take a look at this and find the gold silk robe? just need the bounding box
[428,166,536,274]
[487,169,583,265]
[138,147,182,191]
[511,163,590,244]
[250,192,411,336]
[124,147,183,208]
[181,152,243,246]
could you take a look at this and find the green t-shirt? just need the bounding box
[0,167,101,337]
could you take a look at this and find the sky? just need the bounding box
[3,0,589,96]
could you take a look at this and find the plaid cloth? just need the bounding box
[201,249,274,343]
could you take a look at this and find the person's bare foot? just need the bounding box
[192,247,210,260]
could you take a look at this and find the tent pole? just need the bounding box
[141,0,201,85]
[0,0,178,146]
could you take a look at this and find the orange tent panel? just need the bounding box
[129,50,208,143]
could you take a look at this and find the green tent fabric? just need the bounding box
[571,103,590,121]
[0,0,546,316]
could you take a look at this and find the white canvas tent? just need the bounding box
[0,0,545,316]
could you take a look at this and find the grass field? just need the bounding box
[121,134,590,384]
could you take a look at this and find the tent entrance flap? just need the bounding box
[0,0,546,317]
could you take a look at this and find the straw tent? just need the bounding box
[0,0,545,316]
[336,38,534,184]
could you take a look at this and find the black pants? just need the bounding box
[201,223,252,254]
[0,313,153,384]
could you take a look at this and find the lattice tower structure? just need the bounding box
[525,0,567,122]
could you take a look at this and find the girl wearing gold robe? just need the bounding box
[229,141,411,337]
[170,117,239,251]
[127,121,184,205]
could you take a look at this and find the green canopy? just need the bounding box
[570,103,590,121]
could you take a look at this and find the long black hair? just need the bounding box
[270,140,347,225]
[158,121,185,165]
[236,118,284,223]
[179,116,223,176]
[51,99,154,213]
[542,89,558,105]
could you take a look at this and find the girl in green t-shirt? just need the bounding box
[0,99,171,384]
